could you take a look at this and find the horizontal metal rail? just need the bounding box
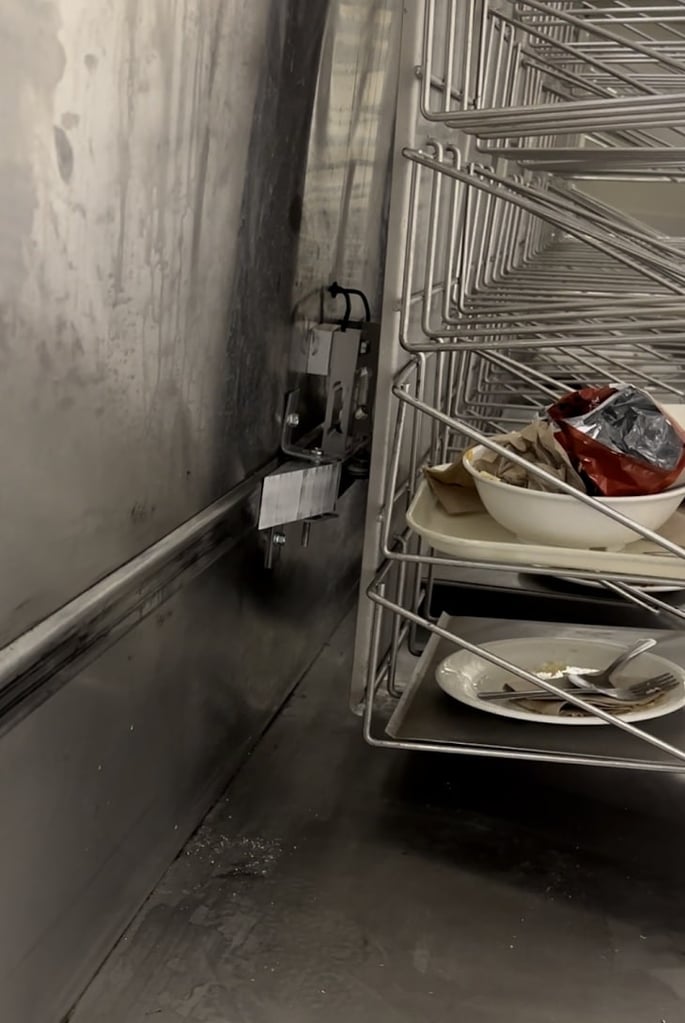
[0,459,277,735]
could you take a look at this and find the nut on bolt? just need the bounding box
[286,413,300,427]
[272,531,286,546]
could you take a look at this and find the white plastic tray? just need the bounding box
[406,477,685,583]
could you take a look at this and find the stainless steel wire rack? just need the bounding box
[351,0,685,771]
[422,0,685,173]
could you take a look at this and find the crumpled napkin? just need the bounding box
[515,693,659,717]
[470,420,586,492]
[425,420,585,515]
[423,460,483,514]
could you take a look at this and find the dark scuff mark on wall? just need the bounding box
[53,125,75,182]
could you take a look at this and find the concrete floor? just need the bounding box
[72,612,685,1022]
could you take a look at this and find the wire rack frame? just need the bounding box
[425,2,685,124]
[377,356,685,591]
[421,0,685,178]
[362,581,685,771]
[352,0,685,767]
[360,356,685,769]
[397,145,685,354]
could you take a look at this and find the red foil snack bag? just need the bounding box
[547,386,685,497]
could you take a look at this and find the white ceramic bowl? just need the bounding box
[463,444,685,550]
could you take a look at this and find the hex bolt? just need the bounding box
[272,532,287,546]
[285,413,300,427]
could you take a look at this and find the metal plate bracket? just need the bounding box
[257,460,342,532]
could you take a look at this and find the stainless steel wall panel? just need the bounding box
[0,1,402,1020]
[294,0,401,322]
[0,0,327,646]
[0,481,367,1023]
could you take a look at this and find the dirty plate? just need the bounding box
[435,637,685,725]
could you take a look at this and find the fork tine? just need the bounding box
[629,676,670,692]
[584,673,679,702]
[631,672,670,687]
[642,672,676,688]
[627,673,677,696]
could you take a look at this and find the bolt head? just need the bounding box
[286,413,300,427]
[272,532,286,545]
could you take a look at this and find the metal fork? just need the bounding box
[476,639,661,702]
[571,639,657,689]
[568,670,677,703]
[479,672,678,705]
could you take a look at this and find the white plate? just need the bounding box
[435,637,685,725]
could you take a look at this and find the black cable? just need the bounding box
[328,281,371,330]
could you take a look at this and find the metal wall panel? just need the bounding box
[0,484,367,1023]
[295,0,400,320]
[0,0,327,646]
[0,1,401,1021]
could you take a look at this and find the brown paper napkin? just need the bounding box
[516,692,665,717]
[474,421,586,492]
[424,461,483,514]
[425,421,585,515]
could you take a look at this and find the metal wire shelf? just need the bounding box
[352,0,685,770]
[398,144,685,353]
[422,0,685,170]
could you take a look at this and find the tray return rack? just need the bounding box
[354,0,685,770]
